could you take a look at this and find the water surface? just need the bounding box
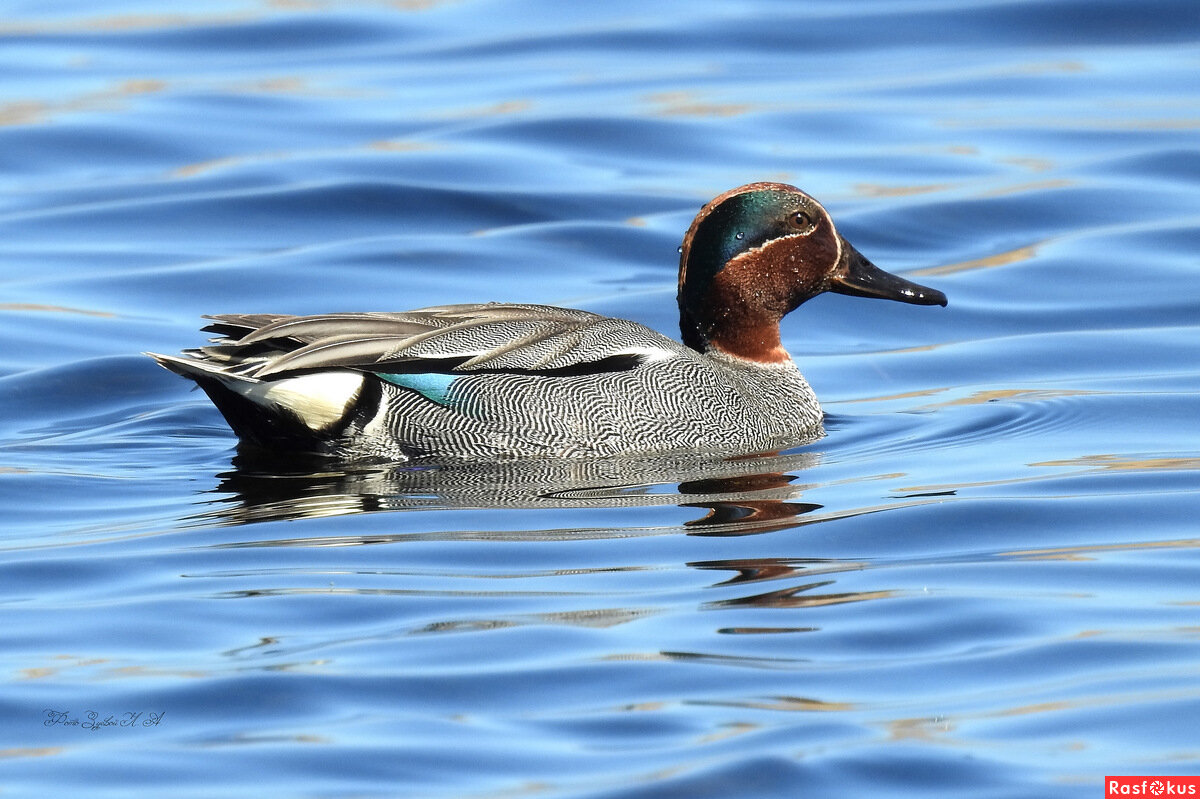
[2,2,1200,797]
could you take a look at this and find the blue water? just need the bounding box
[3,2,1200,797]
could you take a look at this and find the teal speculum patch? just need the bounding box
[377,372,458,406]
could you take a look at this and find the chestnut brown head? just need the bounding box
[677,182,946,363]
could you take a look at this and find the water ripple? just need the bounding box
[4,1,1200,797]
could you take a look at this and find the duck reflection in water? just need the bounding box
[196,445,893,629]
[194,446,824,534]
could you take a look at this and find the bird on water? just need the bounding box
[150,182,946,461]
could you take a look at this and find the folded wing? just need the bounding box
[195,303,680,379]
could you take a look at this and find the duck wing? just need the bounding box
[198,303,682,379]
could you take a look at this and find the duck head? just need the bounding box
[677,182,946,363]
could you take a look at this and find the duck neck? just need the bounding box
[677,217,801,365]
[680,304,791,365]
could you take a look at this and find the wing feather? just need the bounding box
[235,315,429,345]
[196,303,684,379]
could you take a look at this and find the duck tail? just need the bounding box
[147,352,367,452]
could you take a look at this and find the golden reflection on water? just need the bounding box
[369,138,438,152]
[18,655,110,680]
[979,178,1074,198]
[943,115,1200,131]
[893,451,1200,505]
[1,71,387,131]
[694,721,759,744]
[435,99,532,119]
[222,75,380,99]
[0,80,166,128]
[0,1,455,36]
[1001,537,1200,561]
[896,444,1200,498]
[644,92,755,118]
[0,303,116,318]
[1031,454,1200,472]
[0,748,63,760]
[834,387,948,405]
[269,0,461,10]
[912,240,1042,277]
[0,12,255,36]
[853,182,956,198]
[998,155,1056,172]
[917,387,1095,410]
[917,679,1200,738]
[1008,60,1088,75]
[16,653,211,681]
[885,715,955,743]
[171,138,435,179]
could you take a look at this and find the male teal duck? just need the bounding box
[150,182,946,461]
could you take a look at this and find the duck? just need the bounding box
[149,182,946,461]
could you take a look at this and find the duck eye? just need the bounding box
[791,211,812,229]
